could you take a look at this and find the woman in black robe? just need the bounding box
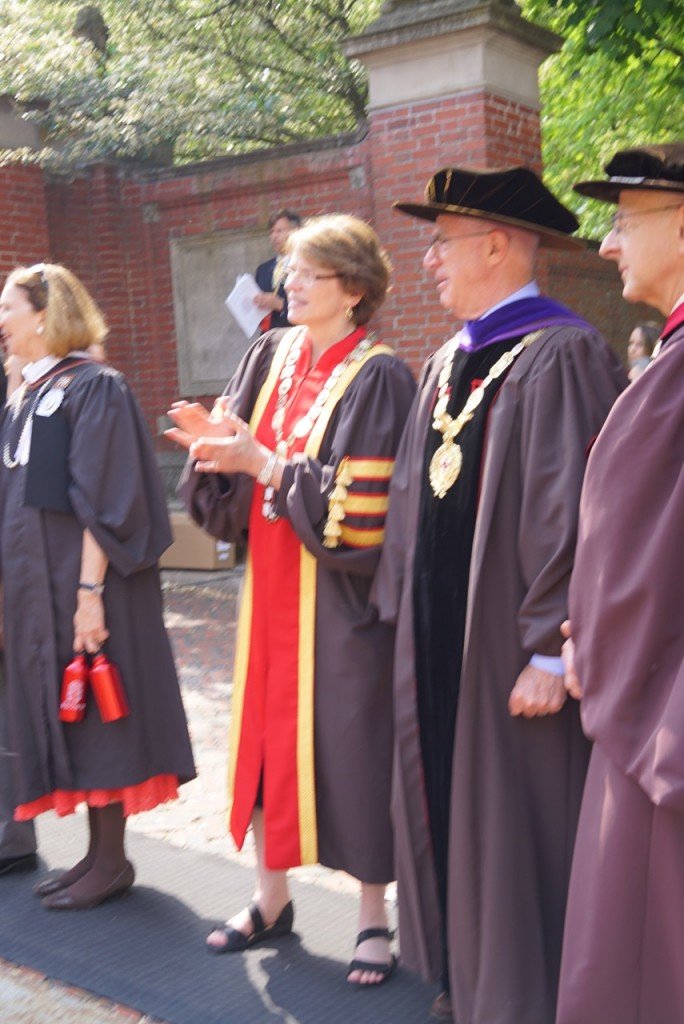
[0,263,195,910]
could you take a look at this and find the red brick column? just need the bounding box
[46,165,135,378]
[345,0,560,372]
[0,164,50,278]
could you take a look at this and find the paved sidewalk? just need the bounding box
[0,565,405,1023]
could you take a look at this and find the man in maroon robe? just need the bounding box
[557,143,684,1024]
[374,165,626,1023]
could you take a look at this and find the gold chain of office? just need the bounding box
[429,330,543,498]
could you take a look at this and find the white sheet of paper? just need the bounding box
[225,274,265,338]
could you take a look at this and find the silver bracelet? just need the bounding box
[79,581,105,596]
[256,450,278,487]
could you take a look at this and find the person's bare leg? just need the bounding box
[206,809,291,949]
[347,882,393,985]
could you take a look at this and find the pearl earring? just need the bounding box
[36,325,45,335]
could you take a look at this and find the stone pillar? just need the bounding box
[345,0,562,365]
[0,96,50,275]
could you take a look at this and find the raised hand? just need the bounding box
[165,399,238,450]
[189,412,264,477]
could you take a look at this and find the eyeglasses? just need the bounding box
[427,229,495,254]
[610,203,682,237]
[284,265,341,286]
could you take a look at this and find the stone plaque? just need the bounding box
[170,228,272,395]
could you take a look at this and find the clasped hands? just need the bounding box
[165,398,265,477]
[508,621,582,718]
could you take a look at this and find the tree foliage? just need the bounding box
[523,0,682,67]
[0,0,381,170]
[519,0,684,237]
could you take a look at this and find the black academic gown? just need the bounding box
[0,358,195,807]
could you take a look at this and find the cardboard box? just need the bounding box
[160,511,236,571]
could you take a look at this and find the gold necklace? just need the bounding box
[270,328,372,458]
[262,328,374,523]
[429,330,543,498]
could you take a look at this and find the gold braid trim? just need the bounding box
[323,457,354,549]
[339,524,385,548]
[344,457,395,480]
[323,456,395,547]
[344,493,389,515]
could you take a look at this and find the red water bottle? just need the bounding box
[90,652,130,723]
[59,653,89,723]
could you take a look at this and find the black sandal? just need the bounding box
[206,900,294,954]
[346,927,397,987]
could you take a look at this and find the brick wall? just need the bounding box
[40,137,376,445]
[0,164,50,274]
[366,90,550,371]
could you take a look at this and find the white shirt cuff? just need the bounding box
[530,653,564,676]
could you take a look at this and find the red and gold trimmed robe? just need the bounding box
[182,327,416,878]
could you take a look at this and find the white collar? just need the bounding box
[22,355,61,384]
[479,281,540,321]
[22,350,90,385]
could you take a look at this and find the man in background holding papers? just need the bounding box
[254,210,301,331]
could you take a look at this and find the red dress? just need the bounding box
[230,326,368,868]
[15,775,179,820]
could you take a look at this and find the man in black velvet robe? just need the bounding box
[373,166,627,1023]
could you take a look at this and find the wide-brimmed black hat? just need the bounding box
[394,165,582,250]
[574,143,684,204]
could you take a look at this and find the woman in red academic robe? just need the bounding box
[168,214,415,985]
